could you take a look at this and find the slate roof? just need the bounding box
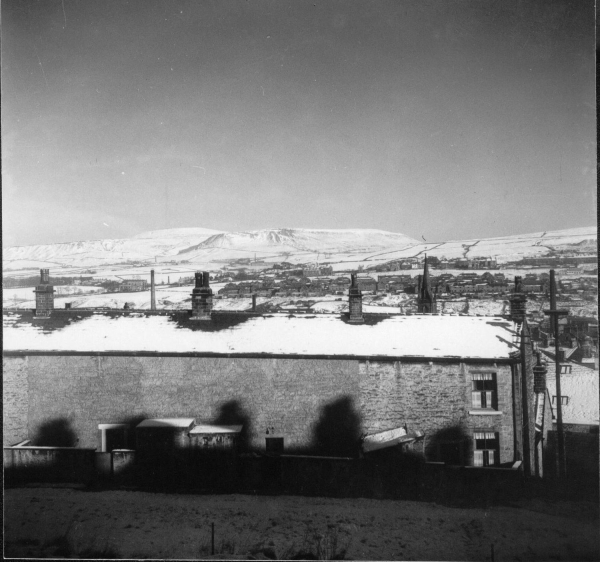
[3,310,518,361]
[542,351,599,425]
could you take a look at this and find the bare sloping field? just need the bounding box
[4,488,598,560]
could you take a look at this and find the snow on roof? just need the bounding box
[137,418,196,429]
[189,424,243,434]
[3,310,517,360]
[545,359,599,425]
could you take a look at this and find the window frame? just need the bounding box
[470,372,498,410]
[473,430,499,467]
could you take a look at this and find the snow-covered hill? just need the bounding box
[3,228,419,269]
[363,226,597,266]
[4,228,223,268]
[179,228,420,257]
[2,226,596,275]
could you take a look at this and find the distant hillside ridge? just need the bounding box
[2,226,596,271]
[178,228,421,255]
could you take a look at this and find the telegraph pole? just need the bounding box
[544,270,568,478]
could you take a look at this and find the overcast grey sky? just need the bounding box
[2,0,596,247]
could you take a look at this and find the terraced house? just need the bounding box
[3,268,548,476]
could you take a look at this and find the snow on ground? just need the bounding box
[368,294,413,306]
[3,286,104,305]
[466,299,508,316]
[310,300,347,313]
[4,489,598,561]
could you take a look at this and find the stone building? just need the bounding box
[355,275,378,293]
[119,279,148,292]
[3,269,546,474]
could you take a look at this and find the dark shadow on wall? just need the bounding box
[5,418,95,486]
[33,418,78,447]
[311,396,362,457]
[424,425,469,465]
[213,400,252,452]
[118,414,149,450]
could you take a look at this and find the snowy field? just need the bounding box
[3,286,105,307]
[5,488,598,561]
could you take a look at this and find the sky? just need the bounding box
[2,0,596,247]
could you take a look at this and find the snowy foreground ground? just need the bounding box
[4,488,598,560]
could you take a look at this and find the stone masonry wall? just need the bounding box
[5,355,515,464]
[359,361,515,464]
[9,356,360,451]
[3,357,29,446]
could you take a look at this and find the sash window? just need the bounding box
[473,431,498,467]
[471,373,497,409]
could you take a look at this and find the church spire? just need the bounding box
[417,255,436,313]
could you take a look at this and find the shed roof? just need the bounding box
[3,310,518,361]
[189,425,243,434]
[137,418,195,429]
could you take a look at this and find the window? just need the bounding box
[471,373,497,409]
[560,365,572,374]
[473,431,499,467]
[552,396,569,406]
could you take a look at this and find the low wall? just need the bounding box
[4,444,527,501]
[237,454,525,501]
[545,429,600,480]
[4,446,96,484]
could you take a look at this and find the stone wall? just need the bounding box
[5,356,360,452]
[4,355,516,464]
[3,357,29,446]
[359,361,515,464]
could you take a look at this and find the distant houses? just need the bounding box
[119,279,148,292]
[210,267,596,301]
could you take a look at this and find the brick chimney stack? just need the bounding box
[191,271,213,320]
[509,276,527,324]
[348,273,364,323]
[34,268,54,318]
